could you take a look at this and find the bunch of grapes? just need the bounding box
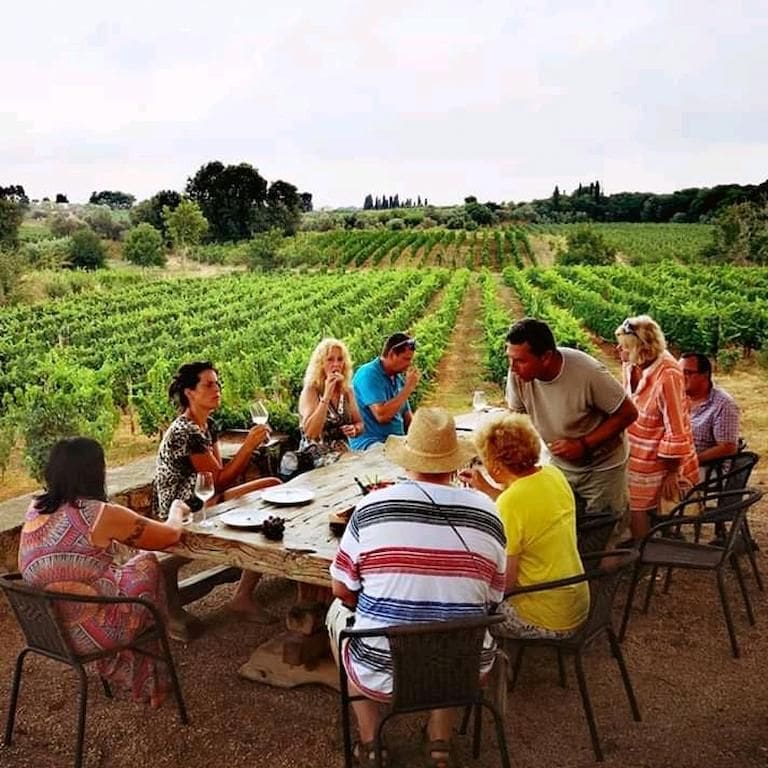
[262,516,286,541]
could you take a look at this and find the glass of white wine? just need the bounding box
[194,471,215,527]
[249,400,278,446]
[472,390,488,412]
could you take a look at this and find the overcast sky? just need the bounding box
[2,0,766,207]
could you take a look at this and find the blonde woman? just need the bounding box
[615,315,699,540]
[465,412,589,639]
[299,338,364,463]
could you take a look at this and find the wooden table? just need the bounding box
[167,445,400,688]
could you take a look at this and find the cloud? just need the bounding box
[2,0,766,205]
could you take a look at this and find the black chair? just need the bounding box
[338,614,510,768]
[576,513,621,560]
[1,573,188,768]
[619,488,764,658]
[501,550,640,762]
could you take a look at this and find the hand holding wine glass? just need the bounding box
[248,399,277,447]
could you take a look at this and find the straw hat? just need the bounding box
[384,408,476,473]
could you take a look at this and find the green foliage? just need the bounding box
[22,236,73,269]
[703,202,768,265]
[186,161,268,242]
[89,190,136,209]
[478,270,512,384]
[387,217,405,231]
[122,223,166,267]
[0,249,27,304]
[131,190,182,239]
[49,213,85,238]
[0,198,24,249]
[557,225,616,266]
[246,229,284,271]
[163,199,208,255]
[716,347,741,374]
[464,201,496,227]
[83,205,128,240]
[9,354,118,480]
[69,228,107,269]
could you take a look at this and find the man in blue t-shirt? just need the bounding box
[349,332,421,450]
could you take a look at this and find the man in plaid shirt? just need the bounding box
[680,352,740,463]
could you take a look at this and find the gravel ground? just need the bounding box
[2,488,768,768]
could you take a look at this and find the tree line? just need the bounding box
[363,193,429,210]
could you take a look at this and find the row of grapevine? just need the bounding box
[478,270,512,385]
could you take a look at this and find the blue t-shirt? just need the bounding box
[349,358,411,450]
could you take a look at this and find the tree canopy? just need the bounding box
[89,190,136,209]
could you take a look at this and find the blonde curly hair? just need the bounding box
[302,338,353,394]
[474,412,541,474]
[614,315,666,367]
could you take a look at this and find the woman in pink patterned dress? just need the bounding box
[19,437,185,708]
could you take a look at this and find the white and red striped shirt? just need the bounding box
[330,481,506,699]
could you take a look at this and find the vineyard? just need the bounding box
[1,220,766,481]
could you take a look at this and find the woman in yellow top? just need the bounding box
[465,412,589,638]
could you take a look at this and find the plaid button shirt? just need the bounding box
[690,386,740,453]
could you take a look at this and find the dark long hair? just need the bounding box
[35,437,108,514]
[168,361,217,410]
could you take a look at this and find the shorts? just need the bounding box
[496,601,577,640]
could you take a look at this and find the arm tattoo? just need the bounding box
[124,517,149,547]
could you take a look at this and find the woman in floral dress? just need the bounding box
[19,437,184,708]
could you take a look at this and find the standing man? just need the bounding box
[349,332,421,450]
[504,318,638,532]
[680,352,740,463]
[327,408,506,767]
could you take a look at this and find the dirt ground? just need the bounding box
[2,524,768,768]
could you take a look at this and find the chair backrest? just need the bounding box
[570,549,639,644]
[695,451,759,498]
[0,574,77,662]
[385,614,504,713]
[576,513,620,559]
[710,488,764,560]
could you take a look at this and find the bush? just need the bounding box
[83,205,128,240]
[387,217,405,231]
[69,228,107,269]
[246,229,284,271]
[716,347,740,374]
[0,249,27,304]
[50,213,85,238]
[122,223,166,266]
[9,354,118,480]
[22,236,72,269]
[557,225,617,266]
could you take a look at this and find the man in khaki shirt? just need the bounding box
[505,318,638,533]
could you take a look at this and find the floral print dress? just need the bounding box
[19,498,170,707]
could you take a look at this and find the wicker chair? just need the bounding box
[338,614,510,768]
[501,549,641,762]
[619,488,764,658]
[0,573,188,768]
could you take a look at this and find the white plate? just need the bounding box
[261,486,315,506]
[220,509,273,529]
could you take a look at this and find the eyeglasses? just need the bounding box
[619,320,638,337]
[392,338,417,353]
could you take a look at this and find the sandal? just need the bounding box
[426,739,453,768]
[352,740,389,767]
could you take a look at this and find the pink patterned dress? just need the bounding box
[19,498,170,707]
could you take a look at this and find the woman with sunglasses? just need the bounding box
[615,317,699,540]
[153,361,280,622]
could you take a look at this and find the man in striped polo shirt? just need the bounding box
[327,407,506,766]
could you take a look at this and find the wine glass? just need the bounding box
[249,400,278,447]
[194,471,215,527]
[472,390,488,412]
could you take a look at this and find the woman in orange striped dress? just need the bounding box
[615,316,699,540]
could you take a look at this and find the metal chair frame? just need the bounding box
[1,573,188,768]
[619,488,764,658]
[338,614,511,768]
[501,549,641,762]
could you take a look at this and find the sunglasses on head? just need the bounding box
[392,338,417,353]
[619,319,638,337]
